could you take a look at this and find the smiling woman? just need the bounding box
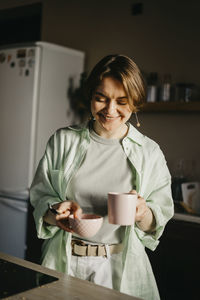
[30,54,174,300]
[85,54,146,138]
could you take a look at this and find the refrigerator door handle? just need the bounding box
[0,189,29,200]
[0,198,28,213]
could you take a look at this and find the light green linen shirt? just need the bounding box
[30,121,174,300]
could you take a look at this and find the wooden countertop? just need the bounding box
[173,201,200,224]
[173,212,200,223]
[0,252,140,300]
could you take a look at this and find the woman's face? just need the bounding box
[91,76,132,138]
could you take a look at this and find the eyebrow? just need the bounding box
[95,91,128,100]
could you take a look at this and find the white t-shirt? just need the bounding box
[66,127,136,244]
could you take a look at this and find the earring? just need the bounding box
[88,113,95,121]
[134,112,140,127]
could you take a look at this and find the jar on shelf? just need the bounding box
[160,74,172,102]
[174,83,195,102]
[146,72,158,102]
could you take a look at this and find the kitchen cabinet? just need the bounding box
[141,101,200,112]
[146,217,200,300]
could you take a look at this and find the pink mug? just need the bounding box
[108,192,137,225]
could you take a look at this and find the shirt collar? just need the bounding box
[68,121,145,146]
[68,120,89,131]
[125,123,145,146]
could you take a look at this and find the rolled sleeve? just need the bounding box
[30,142,65,240]
[32,194,61,239]
[134,147,174,251]
[135,198,174,251]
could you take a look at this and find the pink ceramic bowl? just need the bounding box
[69,214,103,238]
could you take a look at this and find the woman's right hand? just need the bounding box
[44,201,82,232]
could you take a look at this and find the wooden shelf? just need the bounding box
[141,101,200,112]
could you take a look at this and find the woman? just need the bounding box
[30,54,174,300]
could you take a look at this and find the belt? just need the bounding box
[71,240,123,257]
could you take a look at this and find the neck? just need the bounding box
[93,121,129,139]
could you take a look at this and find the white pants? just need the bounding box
[69,252,123,290]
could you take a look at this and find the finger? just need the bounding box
[136,195,145,206]
[135,203,149,222]
[137,195,145,202]
[129,190,138,195]
[57,204,71,214]
[71,202,82,219]
[56,210,71,221]
[58,208,71,215]
[53,201,71,215]
[74,207,82,219]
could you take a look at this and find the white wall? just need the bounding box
[41,0,200,85]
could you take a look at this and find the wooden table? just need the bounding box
[0,252,141,300]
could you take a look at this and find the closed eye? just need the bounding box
[94,96,107,102]
[93,92,128,105]
[116,97,129,105]
[117,100,128,105]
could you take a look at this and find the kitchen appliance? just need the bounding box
[0,191,29,259]
[181,182,200,214]
[0,42,85,258]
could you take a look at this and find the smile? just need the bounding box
[101,114,120,120]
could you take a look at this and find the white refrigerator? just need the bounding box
[0,41,85,258]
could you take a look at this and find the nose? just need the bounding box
[105,100,117,114]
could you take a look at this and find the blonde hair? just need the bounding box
[84,54,146,112]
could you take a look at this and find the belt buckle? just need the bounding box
[71,239,89,256]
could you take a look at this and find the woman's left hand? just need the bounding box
[129,190,148,222]
[129,190,155,232]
